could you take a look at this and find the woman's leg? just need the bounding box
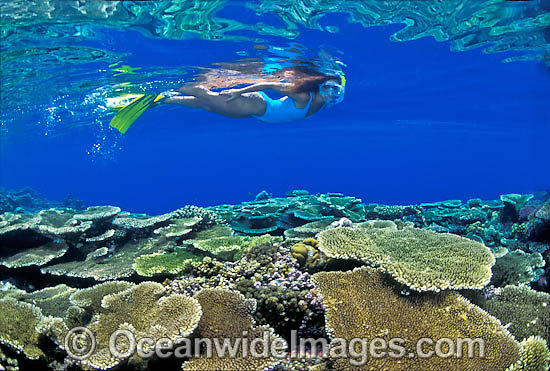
[163,95,204,109]
[167,86,266,118]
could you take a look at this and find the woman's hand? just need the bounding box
[220,89,242,103]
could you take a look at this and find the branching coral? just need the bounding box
[506,336,550,371]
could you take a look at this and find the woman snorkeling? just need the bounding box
[109,65,346,134]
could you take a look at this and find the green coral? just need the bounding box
[0,297,48,360]
[312,267,520,370]
[318,226,495,291]
[483,285,549,342]
[133,248,203,277]
[187,234,282,261]
[491,250,546,287]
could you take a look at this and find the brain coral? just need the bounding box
[317,226,495,291]
[312,267,520,370]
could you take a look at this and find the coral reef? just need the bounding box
[168,242,324,336]
[209,192,366,235]
[312,267,520,370]
[0,190,548,370]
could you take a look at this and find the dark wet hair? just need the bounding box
[276,65,341,94]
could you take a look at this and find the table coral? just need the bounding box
[74,282,202,370]
[0,297,49,360]
[318,225,495,291]
[181,288,282,371]
[312,267,521,370]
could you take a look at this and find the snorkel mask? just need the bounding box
[319,75,346,107]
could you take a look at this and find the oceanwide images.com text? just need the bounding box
[66,327,485,366]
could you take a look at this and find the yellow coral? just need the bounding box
[318,226,495,291]
[312,267,520,370]
[291,242,309,263]
[302,237,319,247]
[291,238,323,268]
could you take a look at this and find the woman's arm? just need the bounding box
[222,82,293,102]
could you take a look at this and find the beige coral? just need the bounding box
[312,267,520,370]
[0,240,69,268]
[317,226,495,291]
[66,282,202,370]
[181,288,282,371]
[69,281,135,312]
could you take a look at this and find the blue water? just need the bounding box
[1,3,549,214]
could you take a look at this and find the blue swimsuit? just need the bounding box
[253,91,313,123]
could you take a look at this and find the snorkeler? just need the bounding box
[109,66,346,134]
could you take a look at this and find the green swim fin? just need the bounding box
[109,94,163,134]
